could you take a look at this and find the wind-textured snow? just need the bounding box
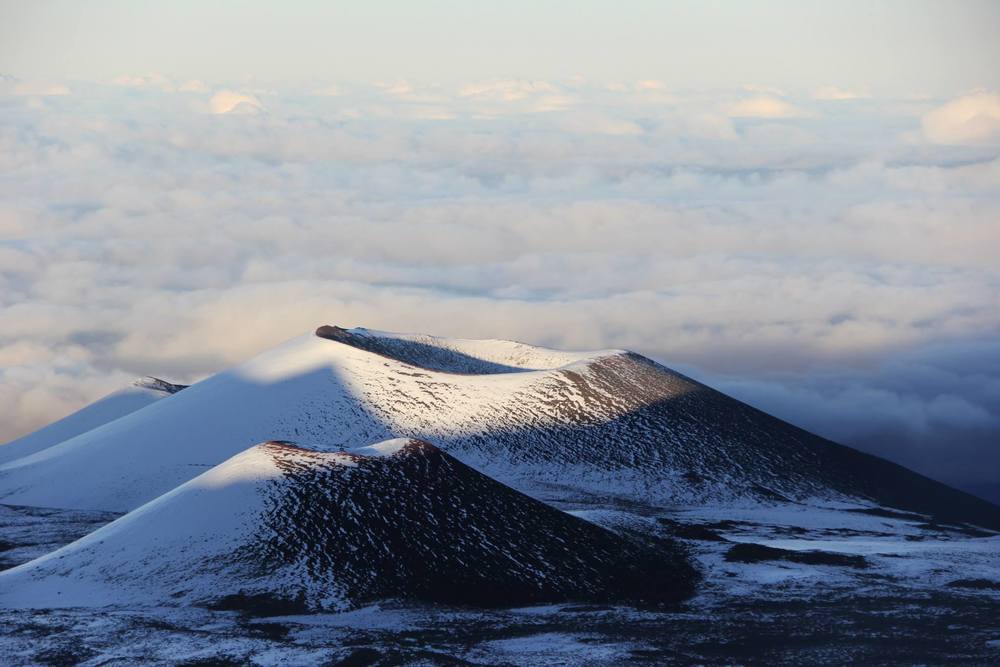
[0,439,695,611]
[1,326,999,664]
[0,326,995,532]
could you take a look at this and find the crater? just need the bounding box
[315,325,605,375]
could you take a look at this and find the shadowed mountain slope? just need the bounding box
[0,439,696,610]
[0,377,186,466]
[0,326,997,530]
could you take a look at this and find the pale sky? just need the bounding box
[2,0,999,93]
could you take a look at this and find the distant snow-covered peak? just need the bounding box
[132,377,188,394]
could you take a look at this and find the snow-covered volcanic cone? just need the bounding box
[0,438,697,611]
[1,326,997,530]
[0,377,185,466]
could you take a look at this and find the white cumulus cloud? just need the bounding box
[1,80,999,496]
[208,89,264,114]
[728,95,804,118]
[813,86,868,101]
[179,79,209,93]
[922,90,1000,145]
[11,81,70,97]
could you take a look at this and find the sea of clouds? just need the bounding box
[1,75,998,498]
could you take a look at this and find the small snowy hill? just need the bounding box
[0,377,186,466]
[0,326,997,530]
[0,439,696,610]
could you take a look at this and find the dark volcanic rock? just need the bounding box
[315,325,528,374]
[134,377,188,394]
[234,439,699,608]
[724,542,869,568]
[0,439,698,611]
[314,328,1000,531]
[656,518,729,542]
[7,326,1000,534]
[946,578,1000,590]
[314,324,352,342]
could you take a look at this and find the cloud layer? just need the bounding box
[1,77,998,498]
[922,90,1000,145]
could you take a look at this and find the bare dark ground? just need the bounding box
[2,503,998,665]
[1,588,999,666]
[0,504,120,570]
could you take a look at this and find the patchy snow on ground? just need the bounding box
[2,492,998,665]
[1,327,999,665]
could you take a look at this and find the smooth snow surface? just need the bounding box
[0,378,182,466]
[351,438,414,458]
[0,443,285,608]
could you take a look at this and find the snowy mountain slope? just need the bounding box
[0,326,997,531]
[314,324,594,372]
[0,377,186,466]
[0,439,696,611]
[0,329,620,511]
